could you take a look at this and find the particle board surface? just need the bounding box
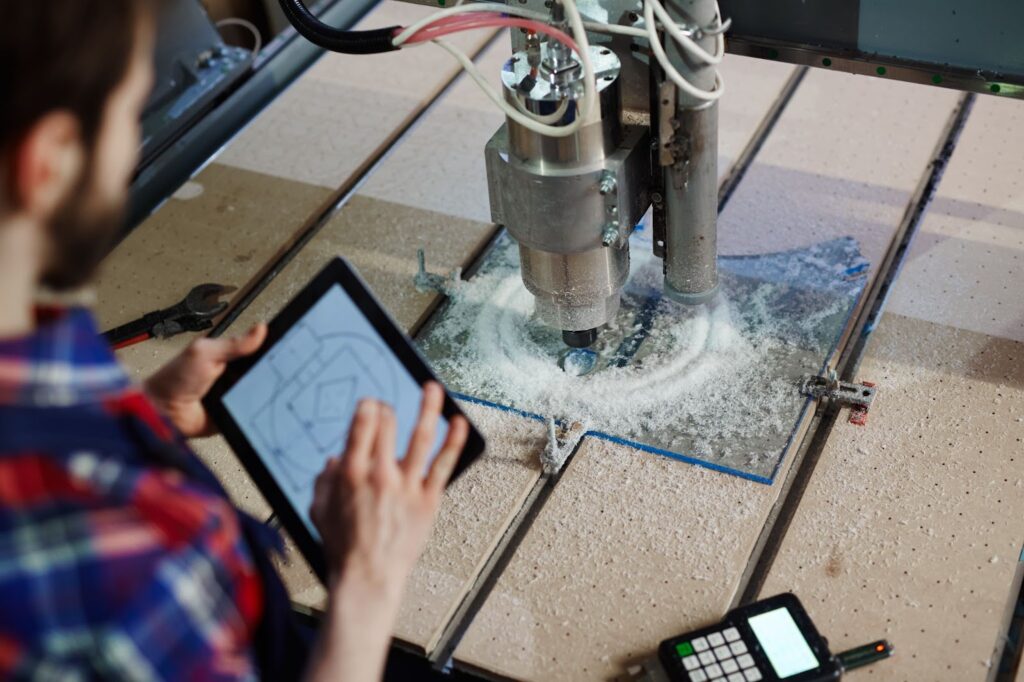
[215,2,497,189]
[760,94,1024,681]
[886,96,1024,343]
[719,71,959,262]
[457,436,776,681]
[94,165,332,383]
[455,71,961,681]
[760,314,1024,681]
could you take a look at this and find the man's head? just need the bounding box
[0,1,155,291]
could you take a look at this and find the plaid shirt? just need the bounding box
[0,308,275,681]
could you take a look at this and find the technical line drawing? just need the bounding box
[247,322,400,495]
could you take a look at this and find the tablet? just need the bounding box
[204,257,486,582]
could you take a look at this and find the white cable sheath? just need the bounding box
[395,0,726,129]
[644,0,724,102]
[216,17,262,56]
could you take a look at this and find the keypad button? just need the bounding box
[728,674,745,682]
[693,637,710,652]
[688,670,708,682]
[707,632,726,647]
[743,669,763,682]
[729,641,748,655]
[699,651,716,666]
[721,659,739,673]
[683,655,700,671]
[705,663,723,678]
[714,646,731,661]
[736,654,755,669]
[723,628,741,643]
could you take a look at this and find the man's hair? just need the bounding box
[0,0,153,159]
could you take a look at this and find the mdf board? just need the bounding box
[455,72,961,680]
[94,166,332,385]
[214,2,497,190]
[760,95,1024,681]
[456,437,779,680]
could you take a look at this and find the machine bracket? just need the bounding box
[414,249,462,298]
[539,417,587,475]
[800,371,877,425]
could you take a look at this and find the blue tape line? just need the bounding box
[457,393,777,485]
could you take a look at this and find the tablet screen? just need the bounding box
[222,284,448,539]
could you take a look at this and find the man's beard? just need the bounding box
[40,172,125,292]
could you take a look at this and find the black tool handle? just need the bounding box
[103,312,164,349]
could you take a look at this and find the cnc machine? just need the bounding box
[276,0,1024,350]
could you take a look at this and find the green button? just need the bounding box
[675,642,695,657]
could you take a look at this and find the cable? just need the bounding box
[277,0,399,54]
[403,15,579,53]
[393,3,549,46]
[405,0,597,138]
[643,0,724,103]
[216,17,263,56]
[647,0,722,65]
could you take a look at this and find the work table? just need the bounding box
[97,4,1024,679]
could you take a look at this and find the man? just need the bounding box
[0,2,468,680]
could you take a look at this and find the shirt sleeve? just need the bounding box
[0,541,259,682]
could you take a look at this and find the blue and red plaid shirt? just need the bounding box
[0,308,305,681]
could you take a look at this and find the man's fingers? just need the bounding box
[402,382,444,477]
[223,324,267,360]
[235,323,267,356]
[370,404,399,487]
[343,400,380,480]
[193,324,267,364]
[425,416,468,494]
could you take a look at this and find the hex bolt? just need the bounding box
[601,222,619,247]
[599,171,617,196]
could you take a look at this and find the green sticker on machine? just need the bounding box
[675,642,694,657]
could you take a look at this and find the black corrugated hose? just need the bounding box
[278,0,400,54]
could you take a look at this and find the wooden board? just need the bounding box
[759,95,1024,681]
[457,436,779,680]
[454,69,962,681]
[94,165,332,384]
[214,1,497,190]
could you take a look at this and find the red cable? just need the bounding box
[402,15,580,54]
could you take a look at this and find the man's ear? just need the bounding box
[12,111,85,218]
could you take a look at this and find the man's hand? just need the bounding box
[143,324,267,438]
[306,383,469,682]
[311,382,469,593]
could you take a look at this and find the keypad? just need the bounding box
[676,628,763,682]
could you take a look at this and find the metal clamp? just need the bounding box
[800,371,877,425]
[414,249,462,298]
